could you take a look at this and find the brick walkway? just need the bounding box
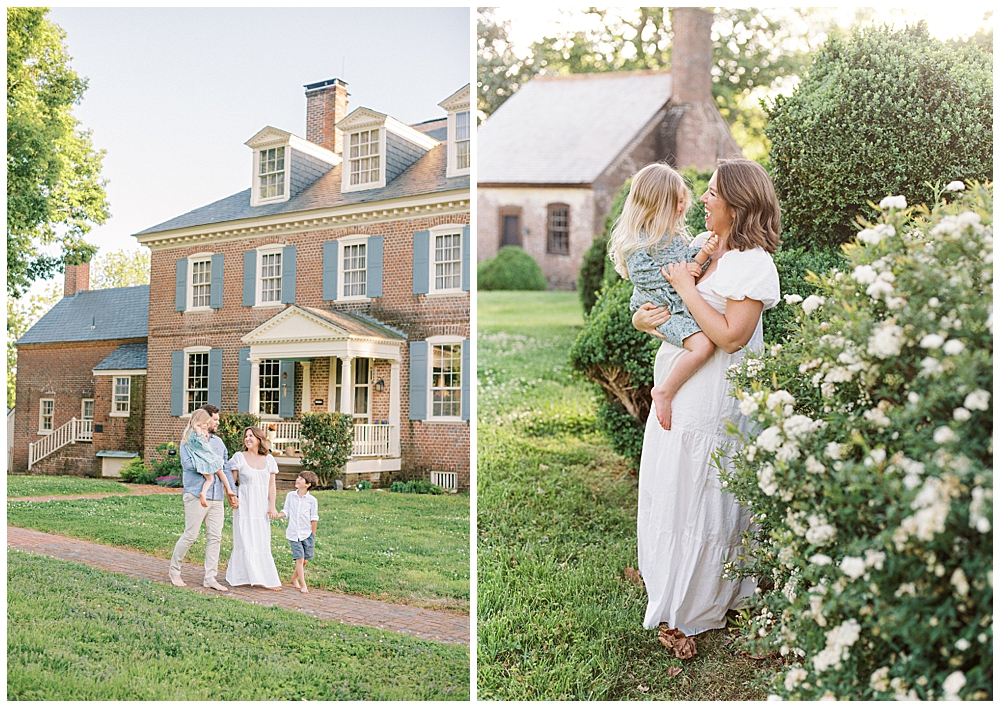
[7,526,469,646]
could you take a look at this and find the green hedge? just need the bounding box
[299,412,354,488]
[478,247,547,291]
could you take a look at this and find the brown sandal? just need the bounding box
[658,624,698,660]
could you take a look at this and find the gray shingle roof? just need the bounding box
[16,286,149,346]
[94,343,148,371]
[298,307,407,341]
[478,71,674,184]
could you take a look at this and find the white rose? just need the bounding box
[810,554,833,566]
[963,390,990,411]
[802,295,826,315]
[757,426,783,452]
[942,339,965,356]
[868,320,904,359]
[739,398,759,417]
[945,180,965,192]
[933,426,956,444]
[840,556,866,580]
[919,333,944,348]
[953,407,971,421]
[784,293,803,304]
[879,195,907,210]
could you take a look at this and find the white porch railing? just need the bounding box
[267,422,392,458]
[28,417,93,470]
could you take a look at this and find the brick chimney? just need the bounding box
[671,7,714,105]
[304,78,349,155]
[64,262,90,297]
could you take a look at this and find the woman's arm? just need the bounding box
[267,458,278,517]
[664,262,762,353]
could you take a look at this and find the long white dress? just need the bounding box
[226,452,281,588]
[637,245,780,635]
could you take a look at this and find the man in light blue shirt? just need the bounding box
[168,404,238,591]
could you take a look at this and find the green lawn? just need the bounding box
[7,475,132,498]
[7,491,469,610]
[7,550,469,700]
[476,291,780,700]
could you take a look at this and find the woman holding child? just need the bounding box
[619,159,781,656]
[226,425,282,590]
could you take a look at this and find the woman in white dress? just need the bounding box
[631,159,781,656]
[226,425,282,590]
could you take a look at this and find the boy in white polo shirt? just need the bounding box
[275,470,320,593]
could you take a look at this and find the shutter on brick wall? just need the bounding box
[367,235,384,298]
[322,241,338,301]
[170,351,184,416]
[461,339,470,421]
[210,254,224,309]
[237,347,251,414]
[175,258,188,312]
[462,226,470,292]
[279,360,295,418]
[408,341,427,420]
[208,348,223,409]
[412,230,429,295]
[243,251,256,306]
[281,245,297,304]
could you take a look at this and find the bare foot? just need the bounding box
[651,388,673,430]
[658,624,697,660]
[292,577,300,589]
[199,493,208,508]
[300,585,309,594]
[264,586,282,591]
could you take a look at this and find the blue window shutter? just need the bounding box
[462,226,470,292]
[412,230,429,295]
[409,341,428,420]
[170,351,184,416]
[175,258,188,312]
[210,254,224,309]
[461,339,470,421]
[279,360,296,418]
[281,245,297,304]
[322,241,338,301]
[208,348,223,409]
[237,347,251,414]
[367,235,384,298]
[242,251,256,306]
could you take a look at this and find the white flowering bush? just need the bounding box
[723,183,992,700]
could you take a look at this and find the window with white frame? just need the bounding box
[186,352,209,414]
[348,129,380,186]
[455,111,470,170]
[81,399,95,421]
[259,146,285,199]
[430,226,463,294]
[190,256,212,309]
[112,377,131,416]
[546,204,570,255]
[353,358,371,419]
[39,398,54,433]
[341,240,367,299]
[331,358,343,411]
[258,249,282,304]
[431,343,462,418]
[259,359,280,416]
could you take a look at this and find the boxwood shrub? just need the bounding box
[477,247,547,291]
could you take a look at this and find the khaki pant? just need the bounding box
[170,492,224,584]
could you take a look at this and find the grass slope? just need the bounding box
[476,291,779,700]
[7,476,132,498]
[7,550,469,700]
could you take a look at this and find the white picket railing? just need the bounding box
[267,421,392,457]
[28,417,92,470]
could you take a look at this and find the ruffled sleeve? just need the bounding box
[266,454,278,474]
[713,248,781,310]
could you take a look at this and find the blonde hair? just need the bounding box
[182,409,212,445]
[608,163,691,280]
[715,159,781,253]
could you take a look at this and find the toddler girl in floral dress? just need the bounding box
[181,409,234,507]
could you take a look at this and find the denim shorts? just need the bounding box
[289,533,315,561]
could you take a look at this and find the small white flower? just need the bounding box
[943,339,965,356]
[784,668,808,692]
[870,666,890,692]
[951,568,970,597]
[739,398,759,417]
[879,195,907,210]
[802,295,826,315]
[857,228,882,245]
[933,426,956,444]
[864,549,885,569]
[942,671,966,701]
[928,297,940,308]
[956,638,970,651]
[957,211,981,228]
[963,389,990,411]
[824,441,843,460]
[805,455,826,474]
[919,333,944,348]
[810,554,833,566]
[784,293,803,304]
[757,463,779,497]
[919,357,943,377]
[757,426,783,453]
[953,407,971,421]
[945,180,965,192]
[868,320,904,359]
[840,556,866,580]
[852,265,878,284]
[907,392,920,404]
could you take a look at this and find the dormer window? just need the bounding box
[349,129,380,186]
[338,109,438,193]
[245,128,339,207]
[259,147,285,199]
[455,111,470,171]
[439,84,471,178]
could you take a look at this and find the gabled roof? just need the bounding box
[16,286,149,346]
[478,70,674,185]
[94,343,148,371]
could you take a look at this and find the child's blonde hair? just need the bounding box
[182,409,212,445]
[608,163,691,279]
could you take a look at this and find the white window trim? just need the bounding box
[81,399,95,420]
[427,224,464,296]
[446,109,471,178]
[182,346,212,417]
[111,376,131,417]
[254,244,285,309]
[251,145,290,207]
[341,128,387,193]
[426,335,463,422]
[257,358,281,420]
[352,358,372,422]
[339,236,370,303]
[187,251,214,312]
[38,398,54,435]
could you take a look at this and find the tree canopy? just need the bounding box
[90,248,150,289]
[7,7,109,299]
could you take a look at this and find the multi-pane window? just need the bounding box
[259,359,280,416]
[81,399,95,421]
[186,353,209,414]
[547,204,570,255]
[259,147,285,199]
[191,259,212,308]
[39,399,54,432]
[353,359,370,418]
[260,251,282,303]
[434,232,462,291]
[455,111,470,170]
[114,377,131,415]
[431,344,462,418]
[343,242,367,298]
[349,130,380,186]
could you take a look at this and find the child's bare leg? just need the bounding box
[297,559,308,593]
[214,469,233,496]
[651,332,715,430]
[199,474,213,507]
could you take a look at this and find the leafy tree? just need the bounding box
[7,7,109,299]
[91,248,151,289]
[6,283,62,408]
[477,7,537,122]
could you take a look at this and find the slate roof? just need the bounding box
[298,307,407,340]
[94,343,148,371]
[16,286,149,345]
[478,71,674,185]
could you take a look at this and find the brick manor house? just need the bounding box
[11,79,472,491]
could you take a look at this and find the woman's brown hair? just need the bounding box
[715,159,781,253]
[244,426,270,455]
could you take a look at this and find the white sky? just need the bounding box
[22,6,470,298]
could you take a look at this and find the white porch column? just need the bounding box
[301,362,311,414]
[389,360,401,457]
[249,359,261,416]
[340,356,355,415]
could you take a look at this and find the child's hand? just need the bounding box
[702,233,719,255]
[685,262,703,278]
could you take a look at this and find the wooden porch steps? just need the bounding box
[273,459,305,491]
